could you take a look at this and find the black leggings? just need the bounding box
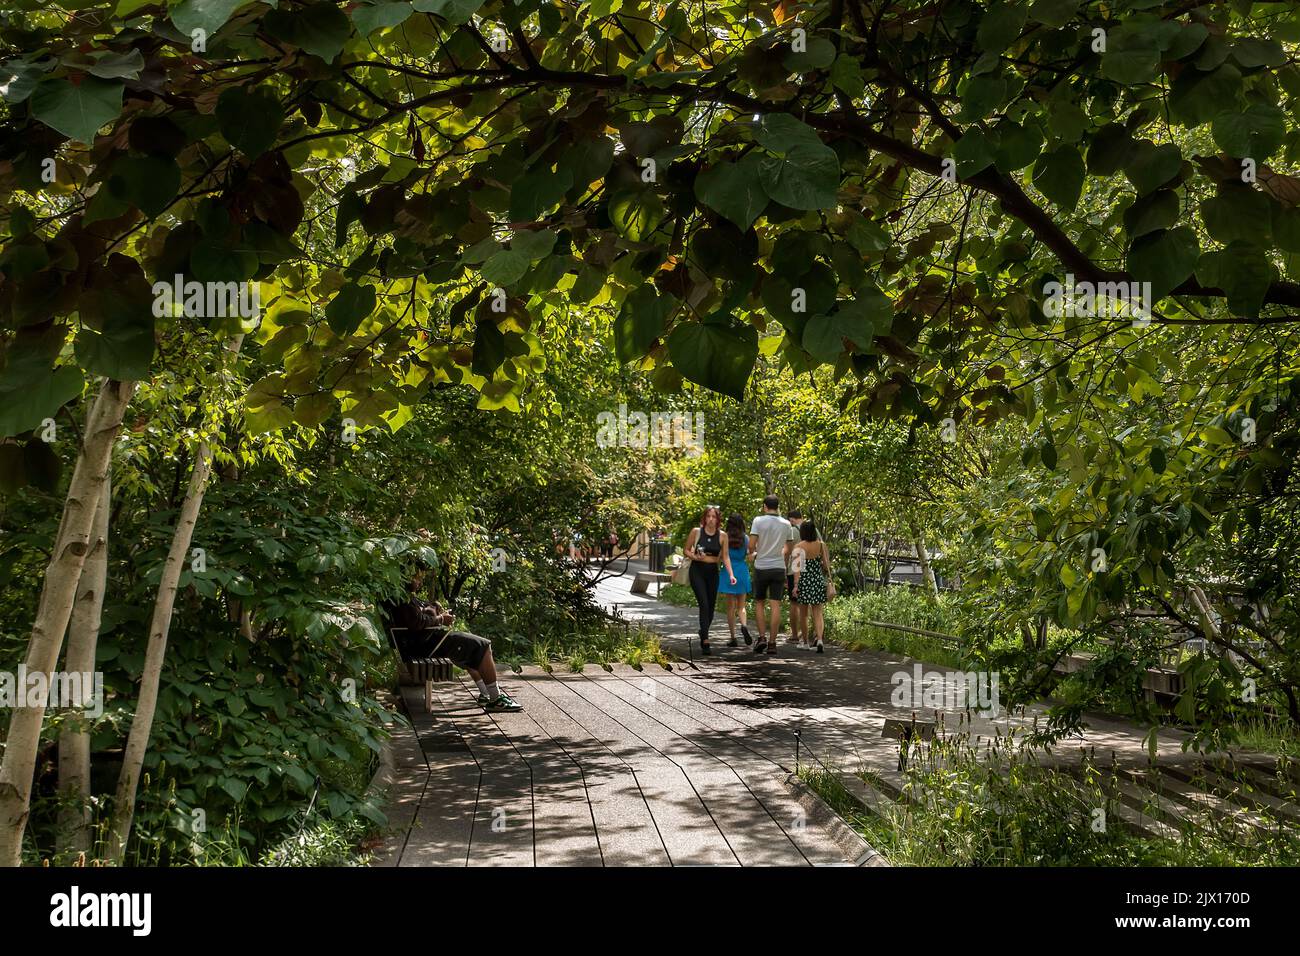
[689,560,720,642]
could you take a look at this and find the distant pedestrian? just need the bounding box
[685,506,733,655]
[790,520,831,653]
[717,513,754,647]
[749,495,794,655]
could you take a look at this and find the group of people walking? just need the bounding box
[683,495,832,656]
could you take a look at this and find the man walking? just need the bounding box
[750,495,795,655]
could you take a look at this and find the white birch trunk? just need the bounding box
[0,378,135,866]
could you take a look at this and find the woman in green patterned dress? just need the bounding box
[790,520,831,653]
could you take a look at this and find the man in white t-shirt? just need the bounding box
[749,495,796,654]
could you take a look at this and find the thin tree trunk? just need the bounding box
[56,474,111,859]
[105,336,242,864]
[0,378,135,867]
[909,521,940,600]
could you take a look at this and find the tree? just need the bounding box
[3,0,1300,860]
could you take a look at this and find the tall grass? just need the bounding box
[800,726,1300,866]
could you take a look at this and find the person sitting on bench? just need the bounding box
[381,566,522,713]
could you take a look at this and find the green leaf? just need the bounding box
[666,321,758,400]
[1123,189,1179,240]
[86,50,145,80]
[694,153,768,230]
[472,319,506,377]
[1168,63,1242,127]
[75,316,154,380]
[107,155,181,218]
[220,777,249,802]
[509,166,572,221]
[325,282,377,336]
[191,238,259,282]
[755,114,825,155]
[958,74,1008,122]
[351,1,414,35]
[0,58,54,104]
[171,0,250,35]
[263,3,352,61]
[802,293,888,362]
[30,75,123,143]
[412,0,487,26]
[510,229,556,261]
[0,365,84,437]
[614,286,674,362]
[1200,184,1271,246]
[976,3,1028,52]
[216,86,284,159]
[1272,205,1300,253]
[1231,37,1286,69]
[758,144,839,210]
[952,129,995,178]
[608,190,666,241]
[1086,123,1136,176]
[1032,144,1085,211]
[1123,142,1182,196]
[784,37,836,72]
[1127,227,1199,301]
[1100,31,1161,84]
[991,120,1044,173]
[1211,103,1286,160]
[559,136,615,191]
[1028,0,1078,28]
[1195,241,1276,317]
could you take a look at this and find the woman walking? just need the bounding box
[790,520,831,653]
[684,506,732,655]
[718,513,754,648]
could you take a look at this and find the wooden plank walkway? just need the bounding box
[376,562,1289,865]
[377,663,858,866]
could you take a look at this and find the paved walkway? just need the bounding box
[374,563,1255,866]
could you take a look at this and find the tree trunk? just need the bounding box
[0,378,135,867]
[909,522,940,600]
[56,474,111,859]
[105,336,241,864]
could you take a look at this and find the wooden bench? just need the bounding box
[386,625,456,714]
[882,716,937,771]
[630,570,672,596]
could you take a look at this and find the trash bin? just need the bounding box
[649,541,672,572]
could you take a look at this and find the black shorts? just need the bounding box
[399,629,490,670]
[754,567,786,600]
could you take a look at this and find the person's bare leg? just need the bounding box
[475,647,498,684]
[767,600,781,647]
[726,596,738,642]
[812,606,825,648]
[755,599,769,645]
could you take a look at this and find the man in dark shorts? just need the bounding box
[381,568,522,712]
[749,495,794,655]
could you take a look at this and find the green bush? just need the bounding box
[823,586,964,666]
[803,731,1300,866]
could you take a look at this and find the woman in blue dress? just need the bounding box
[718,513,754,647]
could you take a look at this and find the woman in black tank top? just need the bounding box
[685,506,734,654]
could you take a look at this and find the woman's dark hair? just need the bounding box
[800,520,819,542]
[726,513,745,549]
[700,505,721,528]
